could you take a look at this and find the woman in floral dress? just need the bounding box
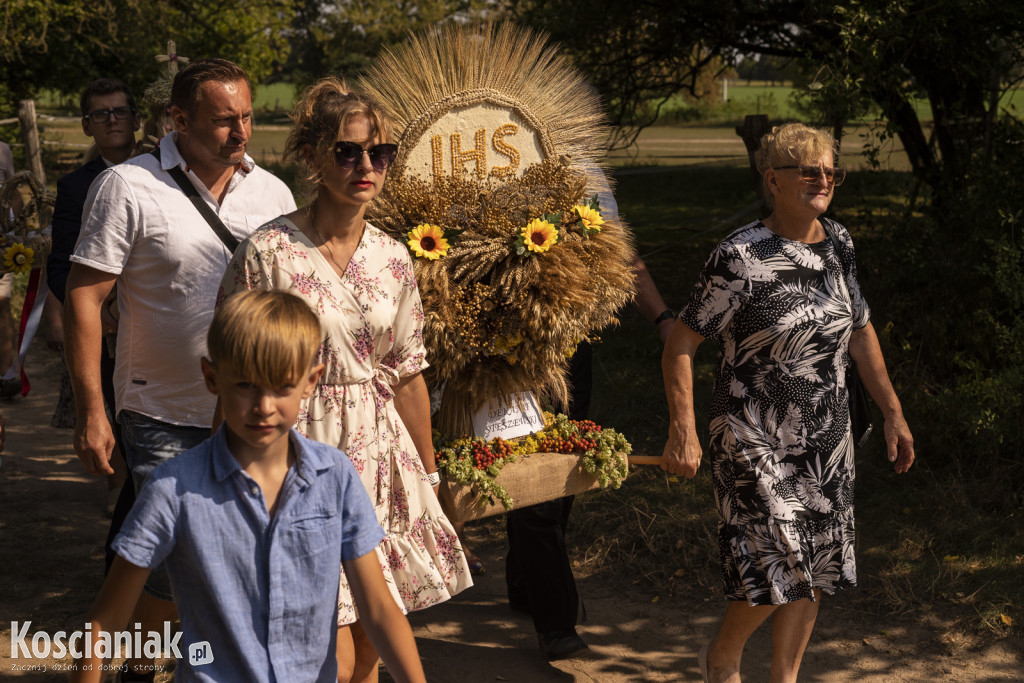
[660,123,915,683]
[219,77,471,683]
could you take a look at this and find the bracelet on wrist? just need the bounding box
[426,471,441,486]
[653,308,675,325]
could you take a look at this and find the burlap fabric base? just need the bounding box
[439,451,608,523]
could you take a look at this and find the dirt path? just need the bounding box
[1,340,1020,681]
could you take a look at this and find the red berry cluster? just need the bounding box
[471,438,514,469]
[573,419,601,433]
[491,438,514,458]
[537,432,597,454]
[471,440,498,469]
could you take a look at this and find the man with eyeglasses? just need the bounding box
[48,78,141,305]
[64,59,294,682]
[50,84,141,316]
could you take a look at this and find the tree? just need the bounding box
[0,0,296,114]
[509,0,1024,189]
[733,1,1024,188]
[284,0,495,86]
[506,0,741,149]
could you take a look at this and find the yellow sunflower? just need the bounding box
[573,204,604,233]
[3,243,34,274]
[521,218,558,253]
[407,223,450,260]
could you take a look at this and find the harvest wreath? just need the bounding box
[434,412,631,514]
[370,149,635,438]
[361,23,637,438]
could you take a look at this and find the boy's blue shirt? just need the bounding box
[112,426,385,682]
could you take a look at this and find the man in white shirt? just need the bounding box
[63,58,295,681]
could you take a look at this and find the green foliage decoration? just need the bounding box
[434,413,632,511]
[542,413,632,489]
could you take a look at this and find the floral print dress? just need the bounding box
[680,219,869,606]
[220,217,471,624]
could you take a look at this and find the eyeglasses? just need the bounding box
[334,142,398,172]
[774,164,847,186]
[85,106,135,124]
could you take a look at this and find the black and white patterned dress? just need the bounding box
[680,218,870,606]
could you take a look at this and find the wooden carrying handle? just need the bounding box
[627,455,663,466]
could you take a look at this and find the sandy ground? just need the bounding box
[1,340,1021,681]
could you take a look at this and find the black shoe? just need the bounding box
[0,378,20,399]
[538,628,589,660]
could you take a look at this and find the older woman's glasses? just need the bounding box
[334,142,398,172]
[85,106,135,124]
[774,164,847,186]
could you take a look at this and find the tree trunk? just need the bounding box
[872,88,936,186]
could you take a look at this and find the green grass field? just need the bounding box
[665,81,1023,129]
[35,78,1024,178]
[35,119,914,188]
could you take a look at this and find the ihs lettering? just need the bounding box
[431,124,522,182]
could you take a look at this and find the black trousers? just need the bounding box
[505,341,591,633]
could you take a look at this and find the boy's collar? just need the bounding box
[211,426,242,483]
[289,431,338,486]
[211,426,336,485]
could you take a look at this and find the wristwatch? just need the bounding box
[653,308,675,325]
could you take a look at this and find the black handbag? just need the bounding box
[823,219,873,448]
[846,362,873,448]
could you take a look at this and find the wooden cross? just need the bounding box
[154,40,190,76]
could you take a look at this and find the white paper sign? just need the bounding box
[472,392,544,440]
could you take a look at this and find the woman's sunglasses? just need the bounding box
[774,164,847,186]
[334,142,398,172]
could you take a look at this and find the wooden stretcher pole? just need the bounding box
[627,455,663,466]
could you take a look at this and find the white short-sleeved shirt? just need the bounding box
[71,132,296,426]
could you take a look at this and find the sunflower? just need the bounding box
[3,243,34,274]
[407,223,450,260]
[521,219,558,254]
[573,204,604,234]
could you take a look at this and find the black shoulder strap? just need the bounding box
[150,147,240,252]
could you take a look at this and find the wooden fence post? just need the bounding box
[18,99,46,187]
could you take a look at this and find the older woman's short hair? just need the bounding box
[755,123,838,209]
[208,290,322,387]
[285,76,393,189]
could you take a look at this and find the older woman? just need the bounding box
[661,123,914,683]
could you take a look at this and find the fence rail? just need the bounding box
[0,99,86,185]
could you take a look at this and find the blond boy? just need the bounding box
[74,290,425,682]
